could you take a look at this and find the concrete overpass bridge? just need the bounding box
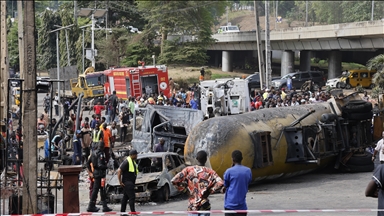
[207,20,384,78]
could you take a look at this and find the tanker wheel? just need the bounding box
[343,101,372,113]
[345,83,352,89]
[370,83,375,89]
[346,112,373,121]
[347,153,373,166]
[342,163,374,173]
[336,83,341,88]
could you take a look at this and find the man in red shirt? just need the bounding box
[254,97,263,110]
[93,102,105,119]
[172,150,224,213]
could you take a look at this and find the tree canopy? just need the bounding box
[5,1,384,71]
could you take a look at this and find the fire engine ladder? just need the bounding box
[132,72,141,96]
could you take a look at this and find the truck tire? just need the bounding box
[343,101,372,113]
[347,153,373,166]
[344,163,374,173]
[347,112,373,121]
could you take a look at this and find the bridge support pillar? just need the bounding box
[299,51,311,71]
[281,50,294,76]
[328,50,342,79]
[222,51,233,72]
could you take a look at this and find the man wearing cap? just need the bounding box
[118,149,138,214]
[157,97,164,106]
[72,130,83,165]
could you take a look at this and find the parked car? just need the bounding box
[37,77,50,92]
[326,74,345,88]
[105,152,186,203]
[271,71,326,90]
[245,73,260,89]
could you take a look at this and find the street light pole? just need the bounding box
[82,29,85,72]
[91,13,95,68]
[65,29,70,66]
[371,0,375,21]
[55,31,60,105]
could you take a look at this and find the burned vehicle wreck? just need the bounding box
[105,152,186,203]
[131,105,205,154]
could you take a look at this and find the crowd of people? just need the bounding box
[249,87,335,110]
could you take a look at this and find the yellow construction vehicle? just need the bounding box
[13,87,20,106]
[69,67,105,106]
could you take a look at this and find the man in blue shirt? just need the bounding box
[223,150,252,216]
[72,130,83,165]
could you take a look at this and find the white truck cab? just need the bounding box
[199,78,250,118]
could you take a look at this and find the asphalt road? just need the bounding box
[53,165,379,216]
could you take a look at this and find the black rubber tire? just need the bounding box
[344,163,374,173]
[157,185,170,202]
[345,83,352,89]
[336,83,341,88]
[343,101,372,113]
[346,112,373,121]
[347,153,373,166]
[347,100,368,105]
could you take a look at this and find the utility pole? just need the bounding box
[254,0,265,89]
[0,1,9,126]
[265,0,272,88]
[21,0,38,214]
[65,30,70,66]
[17,1,24,76]
[305,1,308,27]
[50,24,74,105]
[91,13,95,68]
[371,0,375,21]
[74,0,78,25]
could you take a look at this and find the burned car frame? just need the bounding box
[105,152,186,203]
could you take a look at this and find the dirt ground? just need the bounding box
[167,65,251,80]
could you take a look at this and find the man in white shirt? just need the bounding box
[373,131,384,164]
[53,93,60,116]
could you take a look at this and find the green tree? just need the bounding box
[6,19,19,69]
[312,1,343,24]
[95,28,132,67]
[37,9,60,70]
[341,1,371,23]
[59,2,78,67]
[137,1,226,65]
[368,54,384,89]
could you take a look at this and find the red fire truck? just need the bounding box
[103,65,170,99]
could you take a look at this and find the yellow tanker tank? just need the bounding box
[184,94,373,182]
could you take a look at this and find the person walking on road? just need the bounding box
[118,149,139,215]
[171,150,224,216]
[365,164,384,216]
[372,131,384,164]
[223,150,252,216]
[200,67,205,81]
[86,141,112,212]
[53,93,60,116]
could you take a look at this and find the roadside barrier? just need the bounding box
[2,209,384,215]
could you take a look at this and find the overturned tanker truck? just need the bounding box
[184,92,375,181]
